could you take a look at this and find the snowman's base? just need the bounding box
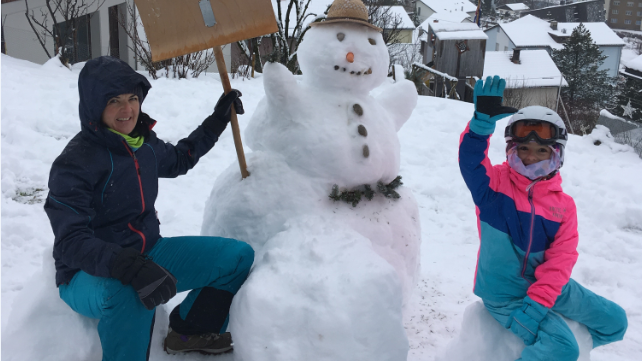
[436,301,593,361]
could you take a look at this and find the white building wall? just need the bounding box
[2,0,134,66]
[415,1,436,24]
[496,27,515,51]
[599,45,622,78]
[485,26,499,51]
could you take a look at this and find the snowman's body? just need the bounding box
[201,21,420,361]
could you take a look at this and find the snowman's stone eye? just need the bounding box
[368,38,376,45]
[337,33,345,41]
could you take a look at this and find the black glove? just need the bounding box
[110,247,177,310]
[202,89,244,137]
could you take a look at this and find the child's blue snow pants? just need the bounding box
[58,236,254,361]
[484,278,627,361]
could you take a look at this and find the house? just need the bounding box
[484,15,625,78]
[415,0,477,25]
[520,0,605,23]
[621,53,642,80]
[605,0,642,31]
[421,21,487,100]
[483,49,567,109]
[498,3,530,17]
[386,5,416,44]
[2,0,137,67]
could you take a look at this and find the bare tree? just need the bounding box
[366,1,403,46]
[24,0,105,65]
[117,3,215,79]
[268,0,319,74]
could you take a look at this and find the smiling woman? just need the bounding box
[101,93,140,135]
[43,55,253,361]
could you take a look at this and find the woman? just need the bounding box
[44,56,254,360]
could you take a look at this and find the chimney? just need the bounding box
[511,49,521,64]
[550,21,558,30]
[433,19,439,23]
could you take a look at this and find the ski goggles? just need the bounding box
[505,120,567,145]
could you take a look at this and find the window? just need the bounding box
[504,46,508,51]
[637,11,641,15]
[495,43,499,51]
[54,14,91,64]
[625,19,632,24]
[613,9,619,14]
[627,1,633,6]
[611,18,618,23]
[626,10,632,14]
[637,20,642,25]
[417,7,421,16]
[613,1,620,5]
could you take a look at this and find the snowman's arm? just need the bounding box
[376,79,418,131]
[263,62,301,109]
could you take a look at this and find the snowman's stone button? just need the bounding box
[363,145,370,158]
[357,125,367,137]
[337,33,345,42]
[353,104,363,116]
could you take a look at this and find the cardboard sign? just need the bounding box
[135,0,278,61]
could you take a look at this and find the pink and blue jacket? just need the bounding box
[458,124,579,308]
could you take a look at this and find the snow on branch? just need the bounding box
[412,62,458,81]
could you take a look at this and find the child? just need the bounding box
[458,76,627,360]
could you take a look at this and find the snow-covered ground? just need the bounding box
[2,54,642,360]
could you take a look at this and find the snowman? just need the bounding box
[201,0,420,359]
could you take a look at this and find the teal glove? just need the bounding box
[507,296,549,346]
[470,75,518,135]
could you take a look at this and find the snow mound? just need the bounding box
[228,215,408,361]
[1,249,102,361]
[436,301,593,361]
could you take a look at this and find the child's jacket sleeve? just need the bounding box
[458,122,500,205]
[528,201,579,308]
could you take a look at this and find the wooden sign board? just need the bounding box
[135,0,278,62]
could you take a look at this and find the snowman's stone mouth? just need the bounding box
[333,65,372,76]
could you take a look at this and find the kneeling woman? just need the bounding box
[45,56,253,360]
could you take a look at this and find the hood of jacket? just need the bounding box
[78,56,152,149]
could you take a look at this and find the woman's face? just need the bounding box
[517,141,552,166]
[101,93,139,135]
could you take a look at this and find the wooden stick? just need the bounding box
[213,45,250,179]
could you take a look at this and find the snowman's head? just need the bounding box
[297,23,389,93]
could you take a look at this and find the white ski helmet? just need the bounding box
[505,106,568,166]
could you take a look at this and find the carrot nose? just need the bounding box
[346,52,354,63]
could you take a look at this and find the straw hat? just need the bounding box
[310,0,382,32]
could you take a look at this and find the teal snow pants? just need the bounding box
[484,279,628,361]
[58,236,254,361]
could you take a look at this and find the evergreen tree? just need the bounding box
[551,23,613,133]
[614,77,642,123]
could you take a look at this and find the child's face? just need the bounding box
[517,142,552,166]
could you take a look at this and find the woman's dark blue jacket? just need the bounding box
[45,57,220,286]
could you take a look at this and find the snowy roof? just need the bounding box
[422,11,472,26]
[504,3,529,11]
[498,15,625,50]
[430,22,487,40]
[418,0,477,14]
[483,50,568,88]
[625,54,642,73]
[385,6,416,29]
